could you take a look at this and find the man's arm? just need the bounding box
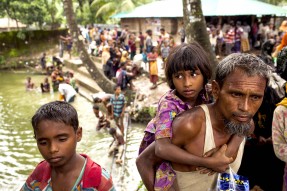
[136,142,162,191]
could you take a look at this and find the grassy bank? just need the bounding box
[0,41,59,70]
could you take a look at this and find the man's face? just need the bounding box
[212,68,266,136]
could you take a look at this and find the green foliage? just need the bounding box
[8,49,19,57]
[258,0,286,5]
[0,0,64,29]
[90,0,155,24]
[0,29,67,59]
[0,56,6,65]
[136,181,148,191]
[16,31,26,40]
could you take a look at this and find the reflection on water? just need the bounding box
[0,71,145,191]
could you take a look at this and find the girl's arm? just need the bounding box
[155,137,231,172]
[136,142,162,191]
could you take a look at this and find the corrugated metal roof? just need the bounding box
[112,0,287,18]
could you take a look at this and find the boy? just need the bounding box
[93,104,111,131]
[160,41,170,69]
[21,101,115,191]
[108,127,125,165]
[92,92,113,118]
[110,85,126,134]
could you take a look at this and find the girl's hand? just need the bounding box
[199,144,233,173]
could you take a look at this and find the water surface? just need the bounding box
[0,71,145,191]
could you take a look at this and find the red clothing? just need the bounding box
[224,28,235,44]
[139,34,145,46]
[128,40,136,52]
[21,154,115,191]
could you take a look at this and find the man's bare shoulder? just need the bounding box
[172,105,205,132]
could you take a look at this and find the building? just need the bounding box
[113,0,287,43]
[0,18,27,32]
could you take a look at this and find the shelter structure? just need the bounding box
[113,0,287,43]
[0,18,27,32]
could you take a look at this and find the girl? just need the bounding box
[148,46,159,89]
[136,42,243,191]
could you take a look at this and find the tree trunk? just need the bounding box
[182,0,218,78]
[62,0,115,93]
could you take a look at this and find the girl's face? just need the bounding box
[172,69,204,105]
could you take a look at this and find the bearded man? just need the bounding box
[171,53,271,191]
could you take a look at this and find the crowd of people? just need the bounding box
[77,25,178,90]
[21,19,287,190]
[25,60,78,103]
[207,18,287,61]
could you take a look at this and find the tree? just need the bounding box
[91,0,154,23]
[43,0,63,29]
[0,0,62,29]
[62,0,115,93]
[182,0,218,78]
[258,0,285,5]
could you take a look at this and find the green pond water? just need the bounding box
[0,71,145,191]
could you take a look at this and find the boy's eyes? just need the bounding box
[38,140,47,145]
[37,137,68,145]
[59,137,68,142]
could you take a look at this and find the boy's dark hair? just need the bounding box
[108,127,116,135]
[164,42,212,89]
[113,85,121,91]
[93,97,102,103]
[31,101,79,135]
[93,104,99,110]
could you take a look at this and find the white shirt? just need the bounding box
[58,83,77,102]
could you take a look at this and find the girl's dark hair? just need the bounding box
[164,42,212,89]
[31,101,79,134]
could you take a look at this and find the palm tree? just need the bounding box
[63,0,115,93]
[182,0,217,77]
[91,0,154,23]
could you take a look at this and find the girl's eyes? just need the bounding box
[190,72,198,77]
[174,74,183,78]
[174,71,198,78]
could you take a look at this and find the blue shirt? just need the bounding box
[110,94,126,117]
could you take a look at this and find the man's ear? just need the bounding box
[76,127,82,142]
[212,80,220,100]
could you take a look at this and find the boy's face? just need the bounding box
[115,87,121,95]
[34,120,82,167]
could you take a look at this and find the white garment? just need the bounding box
[175,105,246,191]
[58,83,77,102]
